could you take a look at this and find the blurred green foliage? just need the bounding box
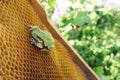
[39,0,56,18]
[40,0,120,80]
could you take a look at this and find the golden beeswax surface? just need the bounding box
[0,0,86,80]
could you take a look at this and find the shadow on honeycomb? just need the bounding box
[0,0,87,80]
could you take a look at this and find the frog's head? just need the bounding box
[48,45,55,50]
[27,24,39,31]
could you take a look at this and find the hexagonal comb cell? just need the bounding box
[0,0,87,80]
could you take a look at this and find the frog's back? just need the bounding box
[35,29,54,45]
[41,30,54,45]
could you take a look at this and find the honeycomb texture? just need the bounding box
[0,0,87,80]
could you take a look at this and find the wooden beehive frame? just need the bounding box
[27,0,100,80]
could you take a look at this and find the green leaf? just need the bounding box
[93,66,104,76]
[100,75,111,80]
[70,0,76,3]
[73,12,91,26]
[47,0,56,9]
[79,0,86,4]
[59,17,71,27]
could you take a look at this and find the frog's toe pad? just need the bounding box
[29,38,36,45]
[40,48,49,52]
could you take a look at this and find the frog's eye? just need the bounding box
[48,45,54,50]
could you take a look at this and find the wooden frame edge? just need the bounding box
[27,0,100,80]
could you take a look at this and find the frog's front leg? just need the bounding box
[30,38,43,49]
[36,42,43,49]
[30,38,36,45]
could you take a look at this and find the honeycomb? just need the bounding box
[0,0,87,80]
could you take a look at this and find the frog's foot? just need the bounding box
[29,38,36,45]
[40,48,49,52]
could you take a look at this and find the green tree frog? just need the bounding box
[27,25,55,52]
